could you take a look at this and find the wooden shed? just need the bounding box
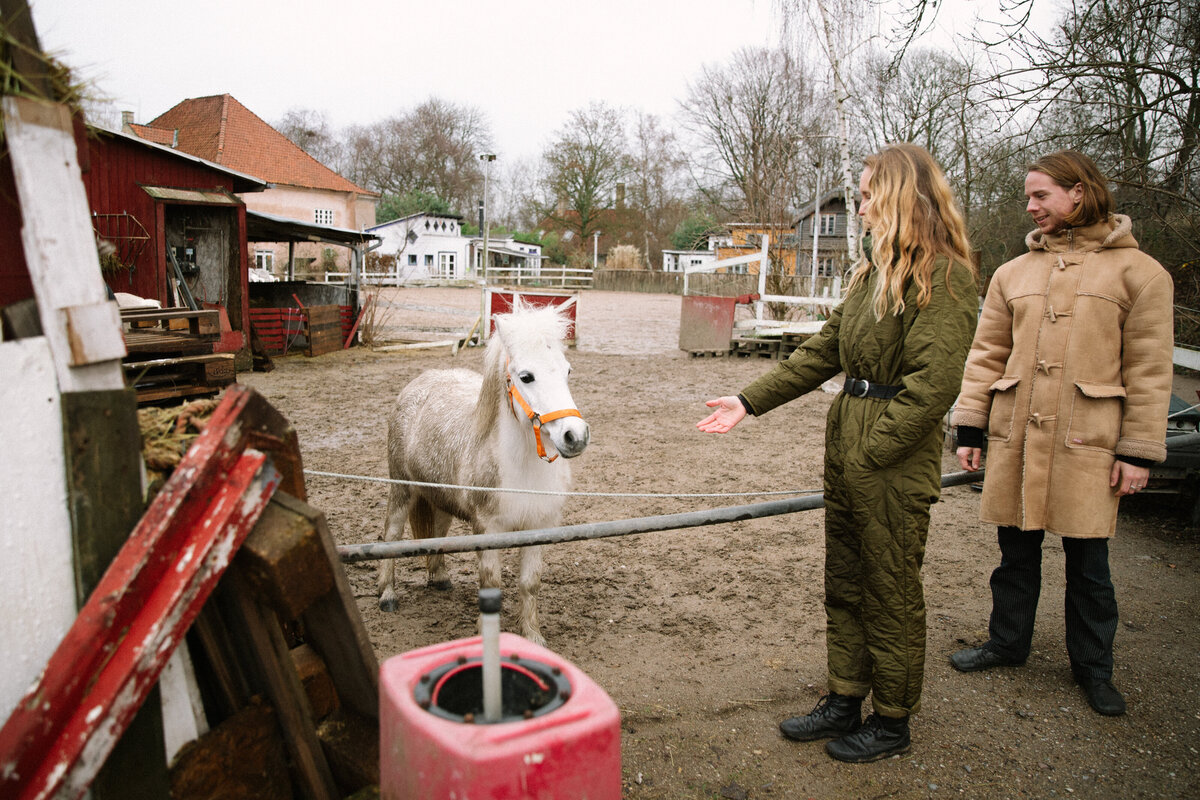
[86,127,266,353]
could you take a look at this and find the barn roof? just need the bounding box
[133,94,377,197]
[90,124,268,194]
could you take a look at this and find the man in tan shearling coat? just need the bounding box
[948,150,1173,717]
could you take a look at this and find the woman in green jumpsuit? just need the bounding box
[698,143,979,762]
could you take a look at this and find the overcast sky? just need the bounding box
[31,0,786,162]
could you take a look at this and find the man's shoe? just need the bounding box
[1077,677,1126,716]
[825,713,911,763]
[949,645,1024,673]
[779,693,863,742]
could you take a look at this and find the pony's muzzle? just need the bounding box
[553,419,590,459]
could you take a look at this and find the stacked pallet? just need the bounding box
[172,492,380,799]
[121,308,236,405]
[249,305,354,356]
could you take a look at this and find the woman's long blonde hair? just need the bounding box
[847,143,975,320]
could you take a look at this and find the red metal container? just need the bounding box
[380,632,621,799]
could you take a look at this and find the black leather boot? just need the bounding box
[825,713,911,763]
[779,693,863,742]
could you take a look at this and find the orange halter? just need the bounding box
[506,372,583,462]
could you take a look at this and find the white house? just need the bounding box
[366,212,542,284]
[366,212,470,282]
[662,249,718,273]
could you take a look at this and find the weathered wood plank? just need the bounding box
[215,568,340,800]
[3,96,125,390]
[283,492,380,721]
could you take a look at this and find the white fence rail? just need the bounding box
[319,267,594,289]
[683,235,844,328]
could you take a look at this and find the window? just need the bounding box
[817,257,837,277]
[745,233,762,247]
[408,254,418,265]
[439,252,456,278]
[424,254,434,266]
[254,250,273,271]
[819,214,837,236]
[315,209,334,225]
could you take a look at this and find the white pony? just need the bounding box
[376,301,589,645]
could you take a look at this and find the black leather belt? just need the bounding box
[843,377,902,399]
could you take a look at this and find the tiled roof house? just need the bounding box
[124,94,378,275]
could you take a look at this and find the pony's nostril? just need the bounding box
[564,430,576,445]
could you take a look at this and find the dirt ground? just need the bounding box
[241,287,1200,799]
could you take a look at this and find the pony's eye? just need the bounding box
[519,371,534,384]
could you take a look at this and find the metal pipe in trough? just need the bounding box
[337,470,985,563]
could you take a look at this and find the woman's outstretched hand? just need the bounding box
[696,396,747,433]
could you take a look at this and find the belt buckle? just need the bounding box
[852,378,870,398]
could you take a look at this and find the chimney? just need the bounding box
[121,110,134,133]
[615,183,625,210]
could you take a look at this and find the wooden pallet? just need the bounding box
[249,305,354,356]
[687,349,732,358]
[304,305,343,357]
[123,353,236,404]
[175,492,380,799]
[732,337,781,359]
[122,307,221,336]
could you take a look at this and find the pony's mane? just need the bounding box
[495,298,572,348]
[476,299,572,438]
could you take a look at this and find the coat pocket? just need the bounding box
[986,376,1021,442]
[1065,381,1125,452]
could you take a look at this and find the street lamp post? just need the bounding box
[592,230,601,271]
[479,153,496,339]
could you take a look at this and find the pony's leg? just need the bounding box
[377,485,409,612]
[476,521,503,594]
[517,545,546,647]
[415,501,452,590]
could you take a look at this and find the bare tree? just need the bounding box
[679,47,820,222]
[979,0,1200,266]
[342,97,493,218]
[626,111,690,268]
[274,107,344,172]
[539,102,628,243]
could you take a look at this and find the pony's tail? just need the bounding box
[409,496,435,540]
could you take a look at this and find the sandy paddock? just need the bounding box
[241,287,1199,799]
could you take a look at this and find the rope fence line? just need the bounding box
[335,469,986,562]
[304,468,823,499]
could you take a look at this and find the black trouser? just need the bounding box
[984,526,1118,680]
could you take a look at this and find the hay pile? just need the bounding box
[139,398,221,497]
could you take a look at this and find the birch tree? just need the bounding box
[775,0,875,261]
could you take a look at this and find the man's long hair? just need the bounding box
[1027,150,1114,229]
[847,143,976,320]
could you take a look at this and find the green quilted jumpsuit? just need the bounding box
[740,254,978,717]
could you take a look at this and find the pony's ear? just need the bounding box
[493,313,513,348]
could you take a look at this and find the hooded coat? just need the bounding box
[950,214,1173,538]
[739,252,978,716]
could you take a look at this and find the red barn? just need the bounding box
[1,117,265,355]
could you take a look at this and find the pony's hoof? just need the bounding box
[378,595,399,613]
[429,579,452,591]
